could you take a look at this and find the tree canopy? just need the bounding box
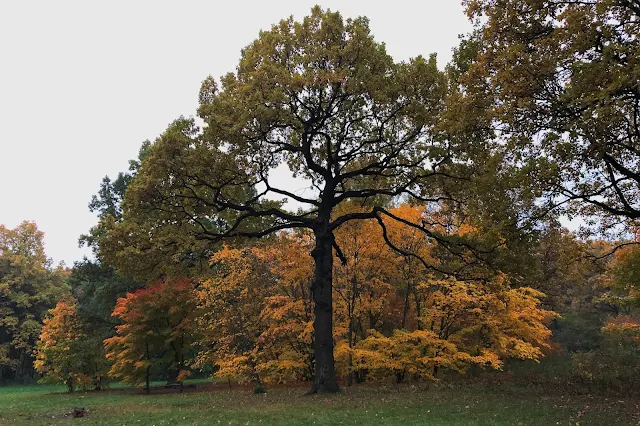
[100,6,495,393]
[464,0,640,234]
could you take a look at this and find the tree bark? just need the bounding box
[308,229,340,394]
[145,366,150,394]
[347,273,356,387]
[347,318,354,387]
[401,280,411,329]
[414,288,423,331]
[145,339,151,394]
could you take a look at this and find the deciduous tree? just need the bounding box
[197,243,315,384]
[104,278,198,392]
[116,7,489,393]
[0,221,68,382]
[34,298,108,391]
[352,276,557,382]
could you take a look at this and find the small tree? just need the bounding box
[197,244,315,385]
[352,277,558,381]
[104,278,198,392]
[196,247,276,385]
[604,242,640,312]
[332,204,398,385]
[34,298,108,391]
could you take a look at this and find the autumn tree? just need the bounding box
[602,241,640,312]
[111,7,492,393]
[380,204,440,331]
[67,259,143,350]
[56,260,144,389]
[329,205,558,383]
[332,205,403,385]
[34,298,109,391]
[196,247,276,384]
[197,242,315,385]
[0,221,68,382]
[350,276,557,383]
[104,278,199,392]
[464,0,640,235]
[259,234,316,382]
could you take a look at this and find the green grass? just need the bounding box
[0,381,638,425]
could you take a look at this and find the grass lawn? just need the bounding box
[0,381,638,425]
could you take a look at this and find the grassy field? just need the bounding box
[0,381,638,425]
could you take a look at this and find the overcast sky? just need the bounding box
[0,1,471,266]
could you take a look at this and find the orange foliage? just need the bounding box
[104,278,198,389]
[602,315,640,348]
[196,203,558,385]
[197,240,314,384]
[34,298,105,390]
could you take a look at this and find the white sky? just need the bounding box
[0,1,471,266]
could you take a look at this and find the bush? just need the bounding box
[551,312,604,353]
[569,316,640,392]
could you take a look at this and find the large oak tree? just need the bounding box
[111,7,489,393]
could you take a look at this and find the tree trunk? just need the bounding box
[414,289,423,331]
[308,229,339,394]
[347,275,356,387]
[166,369,179,385]
[145,366,150,394]
[145,339,151,394]
[347,317,354,387]
[93,374,102,391]
[401,281,411,329]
